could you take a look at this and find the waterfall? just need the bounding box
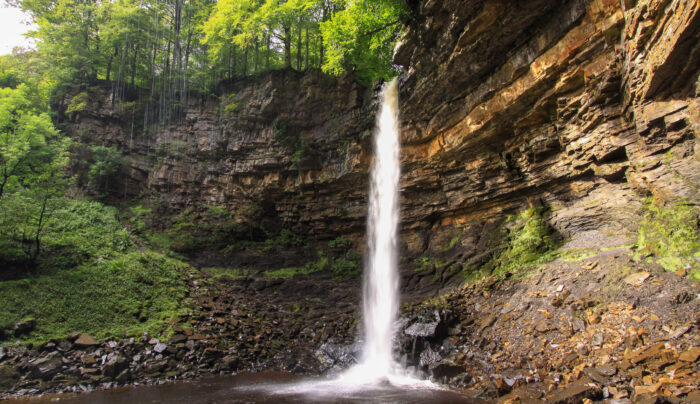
[258,78,436,397]
[339,77,418,386]
[360,77,401,377]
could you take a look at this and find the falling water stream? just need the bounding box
[13,79,478,403]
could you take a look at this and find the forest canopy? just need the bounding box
[9,0,406,101]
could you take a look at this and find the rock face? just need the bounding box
[60,0,699,296]
[60,70,376,243]
[393,0,700,293]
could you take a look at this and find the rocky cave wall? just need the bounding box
[61,0,700,297]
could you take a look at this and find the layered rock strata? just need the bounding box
[61,0,699,294]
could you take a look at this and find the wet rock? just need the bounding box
[582,367,608,385]
[428,361,465,381]
[145,360,168,374]
[169,334,187,344]
[405,321,439,338]
[487,375,512,397]
[669,325,691,340]
[13,319,36,337]
[535,319,549,333]
[596,364,617,377]
[419,346,442,368]
[591,333,604,347]
[221,356,239,370]
[56,341,73,352]
[315,343,360,368]
[28,355,63,380]
[74,334,99,348]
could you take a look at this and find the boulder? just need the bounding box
[103,355,129,378]
[315,343,360,368]
[419,346,442,368]
[13,318,36,337]
[546,381,602,404]
[405,321,440,338]
[28,355,63,380]
[153,343,168,354]
[74,333,99,347]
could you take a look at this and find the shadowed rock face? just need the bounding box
[60,0,699,297]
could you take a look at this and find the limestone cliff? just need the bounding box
[60,0,700,295]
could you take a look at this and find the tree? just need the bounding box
[320,0,405,85]
[0,54,71,267]
[0,84,57,199]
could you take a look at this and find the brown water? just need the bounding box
[7,372,483,404]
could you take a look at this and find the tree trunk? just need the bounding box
[305,26,309,70]
[283,25,291,68]
[243,45,248,76]
[130,44,138,88]
[266,31,271,70]
[296,25,302,70]
[254,36,259,73]
[30,195,49,265]
[106,46,118,82]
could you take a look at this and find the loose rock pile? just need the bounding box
[0,270,359,399]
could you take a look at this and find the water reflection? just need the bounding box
[9,372,483,404]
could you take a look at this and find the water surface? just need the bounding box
[9,372,483,404]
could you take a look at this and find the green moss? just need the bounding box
[557,249,599,262]
[264,246,360,279]
[273,121,309,168]
[35,198,132,270]
[265,266,318,279]
[219,93,241,115]
[201,267,249,279]
[443,235,461,251]
[634,199,700,281]
[166,203,261,253]
[263,229,306,251]
[464,206,560,281]
[414,257,445,273]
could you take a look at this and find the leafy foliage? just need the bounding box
[0,250,189,343]
[86,145,124,199]
[0,196,191,343]
[0,56,71,266]
[320,0,405,85]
